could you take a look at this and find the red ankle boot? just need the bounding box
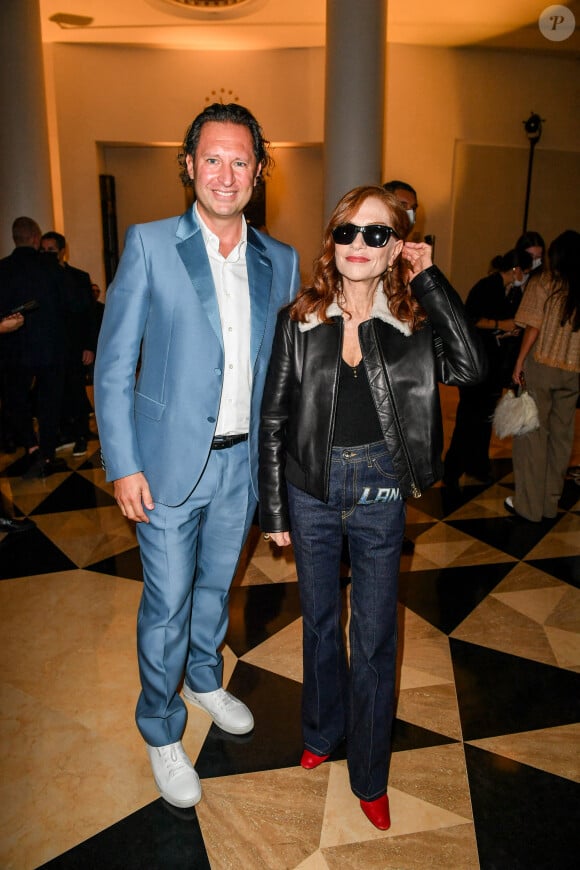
[300,749,330,769]
[360,794,391,830]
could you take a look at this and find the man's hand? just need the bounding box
[82,349,95,365]
[113,472,154,523]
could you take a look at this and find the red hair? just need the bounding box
[290,185,426,331]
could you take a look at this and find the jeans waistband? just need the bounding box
[211,433,248,450]
[331,440,388,462]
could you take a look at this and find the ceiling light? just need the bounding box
[145,0,266,19]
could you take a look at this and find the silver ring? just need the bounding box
[263,533,271,541]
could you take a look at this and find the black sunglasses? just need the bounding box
[332,223,399,248]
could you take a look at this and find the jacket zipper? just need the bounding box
[368,321,422,498]
[323,318,343,502]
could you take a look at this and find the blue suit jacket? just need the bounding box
[94,208,300,506]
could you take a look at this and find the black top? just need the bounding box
[333,357,384,446]
[465,270,523,385]
[0,246,66,367]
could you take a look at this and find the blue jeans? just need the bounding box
[288,442,405,801]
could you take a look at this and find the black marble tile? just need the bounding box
[391,718,458,753]
[465,743,580,870]
[432,482,496,519]
[398,563,512,634]
[489,456,514,482]
[0,528,77,579]
[226,582,303,656]
[31,473,117,514]
[37,799,210,870]
[86,547,144,582]
[528,555,580,590]
[401,521,437,542]
[451,639,580,740]
[559,477,580,512]
[195,661,306,778]
[78,448,104,470]
[2,452,56,477]
[447,515,557,560]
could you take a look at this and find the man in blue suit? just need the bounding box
[94,103,299,808]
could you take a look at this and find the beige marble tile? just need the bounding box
[390,744,473,819]
[545,586,580,633]
[295,852,332,869]
[0,684,156,870]
[525,513,580,559]
[492,561,564,592]
[242,617,303,683]
[543,625,580,670]
[319,760,471,849]
[412,522,515,569]
[451,595,559,666]
[492,586,567,624]
[396,683,462,741]
[32,507,138,567]
[398,612,455,684]
[446,539,517,568]
[0,570,144,749]
[469,724,580,782]
[5,473,69,515]
[404,503,440,524]
[196,766,329,869]
[321,824,479,869]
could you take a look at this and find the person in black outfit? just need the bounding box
[0,311,36,532]
[443,248,532,487]
[40,231,96,456]
[0,217,67,478]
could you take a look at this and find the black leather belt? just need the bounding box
[211,434,248,450]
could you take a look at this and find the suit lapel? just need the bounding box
[247,228,273,365]
[175,210,223,348]
[175,213,273,361]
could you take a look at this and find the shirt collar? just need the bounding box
[194,202,247,261]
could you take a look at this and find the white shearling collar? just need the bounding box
[298,283,412,336]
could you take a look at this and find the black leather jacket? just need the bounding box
[259,266,487,532]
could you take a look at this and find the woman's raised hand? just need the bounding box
[403,241,433,281]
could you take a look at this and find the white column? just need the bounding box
[323,0,387,220]
[0,0,53,254]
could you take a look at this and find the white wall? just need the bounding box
[44,41,579,288]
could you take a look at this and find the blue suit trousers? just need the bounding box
[135,440,256,746]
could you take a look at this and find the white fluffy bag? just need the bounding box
[493,385,540,439]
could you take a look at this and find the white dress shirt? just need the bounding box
[195,204,252,436]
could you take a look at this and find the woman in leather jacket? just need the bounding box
[259,185,486,831]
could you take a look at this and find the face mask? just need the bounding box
[532,257,542,270]
[512,275,529,288]
[405,208,416,227]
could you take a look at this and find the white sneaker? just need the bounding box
[183,685,254,734]
[146,741,201,808]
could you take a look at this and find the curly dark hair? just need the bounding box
[178,103,273,188]
[290,185,426,331]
